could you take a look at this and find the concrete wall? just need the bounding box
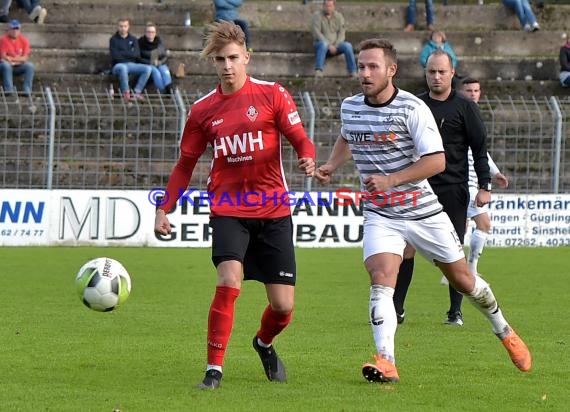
[4,1,568,95]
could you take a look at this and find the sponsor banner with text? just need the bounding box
[1,190,569,247]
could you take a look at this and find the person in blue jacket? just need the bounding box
[213,0,251,50]
[419,30,457,70]
[419,30,462,88]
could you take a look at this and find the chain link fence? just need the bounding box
[0,88,568,193]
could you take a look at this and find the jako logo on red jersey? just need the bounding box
[213,131,264,158]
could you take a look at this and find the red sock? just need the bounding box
[207,286,240,366]
[256,305,292,345]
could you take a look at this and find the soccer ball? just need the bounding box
[75,257,132,312]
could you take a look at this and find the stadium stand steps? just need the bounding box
[2,0,568,189]
[25,73,568,98]
[5,1,569,95]
[27,48,558,81]
[8,1,570,31]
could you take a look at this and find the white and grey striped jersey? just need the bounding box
[467,149,500,190]
[340,89,444,220]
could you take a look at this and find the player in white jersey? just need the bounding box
[315,38,531,383]
[462,78,509,275]
[440,148,508,284]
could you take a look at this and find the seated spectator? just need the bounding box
[560,38,570,87]
[213,0,251,51]
[502,0,540,31]
[139,22,173,94]
[109,18,152,102]
[404,0,435,32]
[419,30,458,70]
[419,30,463,88]
[0,19,35,96]
[15,0,47,24]
[311,0,356,79]
[0,0,11,23]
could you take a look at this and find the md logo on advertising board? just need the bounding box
[59,195,141,241]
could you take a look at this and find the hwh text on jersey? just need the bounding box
[213,131,264,159]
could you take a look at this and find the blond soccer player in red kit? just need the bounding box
[154,21,315,390]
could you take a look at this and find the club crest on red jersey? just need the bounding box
[246,106,259,122]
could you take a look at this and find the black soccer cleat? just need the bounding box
[444,311,464,326]
[396,310,405,325]
[196,369,222,390]
[252,336,287,382]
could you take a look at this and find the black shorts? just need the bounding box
[209,216,297,285]
[432,183,469,243]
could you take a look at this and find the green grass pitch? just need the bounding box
[0,247,568,411]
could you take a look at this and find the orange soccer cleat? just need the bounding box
[362,355,400,383]
[501,329,532,372]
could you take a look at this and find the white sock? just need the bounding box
[257,337,271,348]
[466,274,510,337]
[206,364,223,373]
[369,285,397,363]
[468,229,488,274]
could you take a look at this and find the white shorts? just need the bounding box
[467,186,488,219]
[363,210,465,264]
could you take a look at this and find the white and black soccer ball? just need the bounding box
[75,257,132,312]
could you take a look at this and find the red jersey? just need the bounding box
[0,34,31,60]
[161,76,315,218]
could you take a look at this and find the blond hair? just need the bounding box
[201,21,246,59]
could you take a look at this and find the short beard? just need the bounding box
[362,77,390,99]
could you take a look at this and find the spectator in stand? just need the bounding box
[311,0,357,79]
[139,22,173,94]
[213,0,251,51]
[0,0,11,23]
[502,0,540,32]
[15,0,47,24]
[559,38,570,87]
[404,0,435,32]
[0,19,35,96]
[419,30,462,88]
[419,30,457,70]
[109,18,152,102]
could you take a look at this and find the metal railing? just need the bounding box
[1,88,568,193]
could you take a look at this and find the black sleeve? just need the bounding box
[560,47,570,72]
[138,38,152,64]
[132,38,144,63]
[464,100,491,186]
[109,36,120,65]
[157,38,168,65]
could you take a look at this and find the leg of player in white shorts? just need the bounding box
[466,186,492,275]
[361,211,531,383]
